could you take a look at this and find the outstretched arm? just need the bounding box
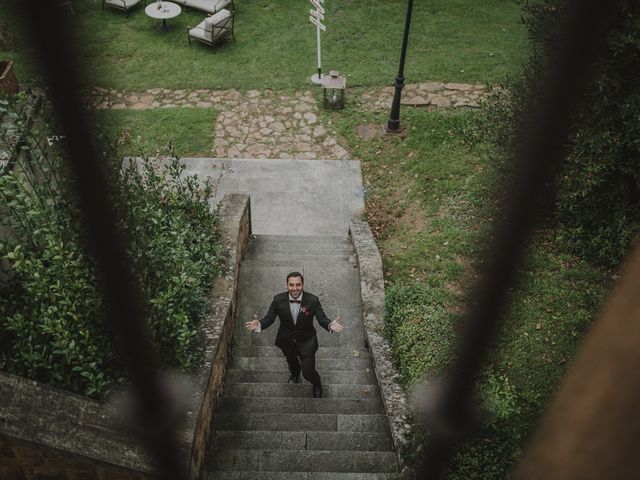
[245,298,278,331]
[314,302,344,334]
[245,313,261,331]
[329,315,343,333]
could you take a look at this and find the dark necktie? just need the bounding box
[290,299,301,304]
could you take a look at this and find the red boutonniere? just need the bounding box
[301,305,312,317]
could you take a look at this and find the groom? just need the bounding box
[245,271,343,398]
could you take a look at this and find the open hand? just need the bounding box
[245,313,260,331]
[329,315,344,334]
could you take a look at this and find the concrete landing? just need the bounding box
[180,158,365,236]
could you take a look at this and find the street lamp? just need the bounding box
[387,0,414,132]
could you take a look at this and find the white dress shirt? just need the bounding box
[254,293,304,333]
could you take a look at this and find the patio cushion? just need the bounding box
[188,24,210,42]
[203,8,231,34]
[176,0,231,14]
[105,0,141,10]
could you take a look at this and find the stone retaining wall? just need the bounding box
[349,221,413,477]
[0,193,251,480]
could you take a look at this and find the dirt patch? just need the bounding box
[355,124,386,141]
[383,202,431,257]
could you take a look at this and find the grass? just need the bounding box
[93,107,217,156]
[1,0,530,91]
[330,105,611,477]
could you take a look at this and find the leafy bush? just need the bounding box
[477,1,640,268]
[0,100,222,397]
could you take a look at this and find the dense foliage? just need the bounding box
[480,0,640,268]
[0,98,222,397]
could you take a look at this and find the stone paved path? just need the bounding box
[86,82,487,160]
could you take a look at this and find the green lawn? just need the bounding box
[93,107,217,157]
[1,0,529,91]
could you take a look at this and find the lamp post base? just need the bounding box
[311,73,323,85]
[385,122,406,136]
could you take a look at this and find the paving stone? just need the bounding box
[429,96,451,107]
[417,82,443,91]
[402,96,427,106]
[313,125,327,137]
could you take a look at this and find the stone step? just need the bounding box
[241,255,354,267]
[246,242,354,256]
[219,396,384,415]
[237,263,359,277]
[215,413,390,433]
[231,346,370,359]
[245,248,354,258]
[253,235,351,246]
[225,382,381,400]
[205,449,397,473]
[226,369,376,385]
[203,473,396,480]
[213,431,393,452]
[233,331,368,349]
[228,357,373,371]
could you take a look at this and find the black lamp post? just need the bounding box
[387,0,414,132]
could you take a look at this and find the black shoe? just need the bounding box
[288,372,301,384]
[313,384,323,398]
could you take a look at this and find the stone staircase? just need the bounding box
[201,234,398,479]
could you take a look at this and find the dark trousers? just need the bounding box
[282,344,321,387]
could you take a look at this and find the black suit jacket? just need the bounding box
[259,292,332,355]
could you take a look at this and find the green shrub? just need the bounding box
[0,101,221,397]
[476,1,640,268]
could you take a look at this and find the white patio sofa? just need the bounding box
[173,0,233,15]
[102,0,145,11]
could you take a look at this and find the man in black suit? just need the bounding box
[245,271,343,398]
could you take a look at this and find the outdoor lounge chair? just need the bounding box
[174,0,233,15]
[102,0,144,11]
[187,8,235,48]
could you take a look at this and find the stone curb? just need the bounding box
[0,193,252,480]
[349,221,412,475]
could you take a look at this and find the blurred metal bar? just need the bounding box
[418,0,621,477]
[512,242,640,479]
[16,2,187,479]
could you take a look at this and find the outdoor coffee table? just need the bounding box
[145,1,182,30]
